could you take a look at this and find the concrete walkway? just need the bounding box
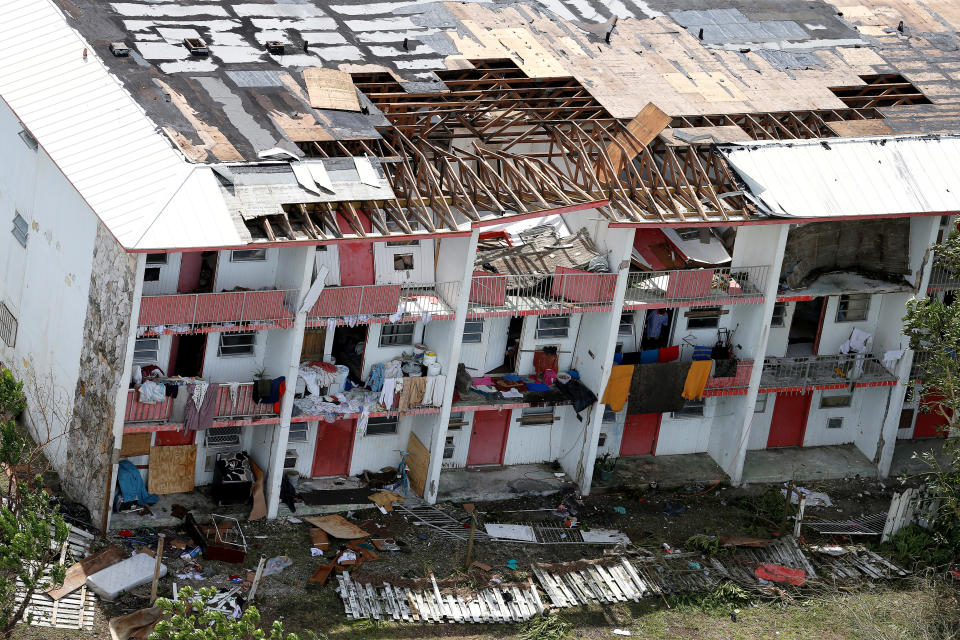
[890,438,953,477]
[437,463,569,503]
[593,453,728,492]
[742,444,876,484]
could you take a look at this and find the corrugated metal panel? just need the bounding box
[0,0,241,250]
[720,135,960,218]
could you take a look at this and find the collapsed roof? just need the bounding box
[4,0,960,250]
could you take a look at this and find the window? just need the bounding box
[443,435,455,459]
[288,423,308,443]
[836,294,870,322]
[462,320,483,344]
[218,332,256,357]
[820,393,852,409]
[673,399,705,418]
[386,239,420,247]
[380,322,414,347]
[144,267,161,282]
[827,417,844,429]
[448,416,467,431]
[0,301,18,348]
[11,212,28,248]
[133,338,159,365]
[770,302,787,328]
[18,128,38,150]
[366,416,398,435]
[754,394,769,413]
[393,253,414,270]
[602,405,617,423]
[146,253,168,265]
[205,426,242,448]
[686,307,722,329]
[520,407,555,425]
[231,249,267,262]
[618,313,634,337]
[536,315,570,339]
[598,433,607,447]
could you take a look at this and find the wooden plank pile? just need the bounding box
[808,546,911,581]
[15,571,96,631]
[335,571,543,623]
[533,558,657,606]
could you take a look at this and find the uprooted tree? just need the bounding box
[902,230,960,531]
[0,366,69,639]
[150,586,302,640]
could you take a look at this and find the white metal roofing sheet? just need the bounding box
[719,135,960,218]
[0,0,241,250]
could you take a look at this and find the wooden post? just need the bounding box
[793,494,806,538]
[150,534,165,604]
[464,504,477,569]
[782,480,794,534]
[248,555,267,602]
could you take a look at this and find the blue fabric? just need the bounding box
[640,349,659,364]
[692,346,713,361]
[503,374,522,382]
[526,383,550,391]
[117,459,159,506]
[367,363,385,392]
[566,369,580,379]
[613,352,623,364]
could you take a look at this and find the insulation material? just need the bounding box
[303,68,361,111]
[86,553,167,601]
[781,219,910,288]
[147,445,197,495]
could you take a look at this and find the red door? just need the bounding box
[620,414,660,456]
[466,410,510,466]
[914,393,951,438]
[311,419,356,477]
[337,214,374,286]
[767,393,812,448]
[178,252,204,293]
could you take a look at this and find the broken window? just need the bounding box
[144,268,161,282]
[443,435,455,459]
[520,406,554,425]
[11,212,28,248]
[836,294,870,322]
[133,338,159,366]
[536,315,570,339]
[770,302,787,328]
[380,322,414,347]
[820,393,852,409]
[218,332,256,357]
[393,253,414,271]
[462,320,484,344]
[686,307,722,329]
[231,249,267,262]
[0,301,17,348]
[366,416,398,435]
[146,253,167,265]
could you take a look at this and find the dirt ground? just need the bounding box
[9,473,912,640]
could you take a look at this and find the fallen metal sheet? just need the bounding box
[485,524,536,542]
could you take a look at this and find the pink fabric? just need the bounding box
[542,370,557,386]
[471,376,495,386]
[754,563,806,586]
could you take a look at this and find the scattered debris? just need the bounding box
[304,514,370,539]
[87,553,167,601]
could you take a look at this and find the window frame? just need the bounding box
[144,267,161,282]
[686,307,722,330]
[754,394,769,413]
[602,405,618,423]
[218,332,256,357]
[536,315,570,339]
[0,301,18,348]
[18,129,38,151]
[205,425,242,448]
[442,435,456,459]
[230,249,268,262]
[820,393,853,409]
[826,417,844,429]
[618,312,635,337]
[770,302,787,328]
[133,338,160,366]
[393,253,415,271]
[11,212,28,248]
[520,406,555,425]
[366,416,399,435]
[835,294,870,323]
[146,253,168,265]
[288,423,309,443]
[379,322,415,347]
[673,398,705,419]
[462,320,484,344]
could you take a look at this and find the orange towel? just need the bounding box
[681,360,713,400]
[601,365,634,413]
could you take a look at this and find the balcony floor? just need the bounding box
[592,453,728,493]
[437,463,568,503]
[742,444,876,484]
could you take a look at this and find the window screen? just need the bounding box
[536,315,570,339]
[133,338,160,365]
[219,332,256,357]
[836,294,870,322]
[380,323,414,347]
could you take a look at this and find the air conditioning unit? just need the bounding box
[205,449,240,474]
[284,449,298,470]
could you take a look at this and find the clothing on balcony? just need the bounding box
[682,360,713,401]
[185,382,218,431]
[628,362,690,414]
[601,365,633,412]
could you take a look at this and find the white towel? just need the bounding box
[228,381,240,409]
[840,328,872,354]
[379,378,397,410]
[326,317,337,334]
[883,349,905,369]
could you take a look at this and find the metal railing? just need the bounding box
[306,281,460,321]
[125,382,278,424]
[624,265,768,306]
[761,354,896,389]
[125,389,173,423]
[468,269,618,314]
[927,262,960,291]
[138,289,300,330]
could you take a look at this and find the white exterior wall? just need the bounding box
[359,321,426,379]
[502,408,564,464]
[441,412,474,469]
[458,316,511,375]
[348,414,416,475]
[0,100,100,470]
[765,301,795,358]
[815,294,884,355]
[655,400,717,455]
[214,249,280,291]
[373,239,436,284]
[314,245,341,285]
[142,252,182,296]
[515,314,581,375]
[747,393,774,449]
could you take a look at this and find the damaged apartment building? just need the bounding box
[2,0,960,530]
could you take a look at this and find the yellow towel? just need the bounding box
[682,360,713,400]
[601,365,634,412]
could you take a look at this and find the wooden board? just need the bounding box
[597,102,670,180]
[303,68,361,112]
[119,433,152,458]
[827,119,895,137]
[147,445,197,495]
[303,514,369,539]
[46,545,124,600]
[405,433,429,498]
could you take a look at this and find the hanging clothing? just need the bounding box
[681,360,713,401]
[273,380,285,414]
[645,310,669,339]
[115,460,159,506]
[425,375,446,406]
[627,362,690,414]
[658,345,680,362]
[367,363,385,392]
[379,377,398,410]
[556,377,597,413]
[639,349,658,364]
[384,360,403,379]
[883,349,905,370]
[191,381,210,410]
[601,365,634,413]
[184,382,219,431]
[533,351,559,377]
[137,380,166,405]
[692,346,713,361]
[228,382,240,409]
[840,328,872,354]
[398,376,426,414]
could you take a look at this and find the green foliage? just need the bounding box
[729,486,792,535]
[517,612,571,640]
[882,523,960,568]
[150,587,301,640]
[0,368,25,419]
[672,582,752,615]
[684,534,725,556]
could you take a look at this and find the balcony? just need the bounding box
[623,265,768,309]
[927,262,960,292]
[123,382,278,430]
[138,290,299,334]
[467,268,618,316]
[306,281,459,325]
[760,354,897,392]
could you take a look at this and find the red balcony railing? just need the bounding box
[624,265,768,308]
[307,282,459,323]
[125,389,173,423]
[138,290,299,331]
[468,268,618,316]
[124,382,278,425]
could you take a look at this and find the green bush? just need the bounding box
[0,369,25,419]
[882,523,959,567]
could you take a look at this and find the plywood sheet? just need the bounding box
[147,445,197,495]
[406,432,429,498]
[119,433,152,459]
[303,514,369,539]
[597,102,670,180]
[303,68,361,112]
[46,545,124,600]
[827,119,895,137]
